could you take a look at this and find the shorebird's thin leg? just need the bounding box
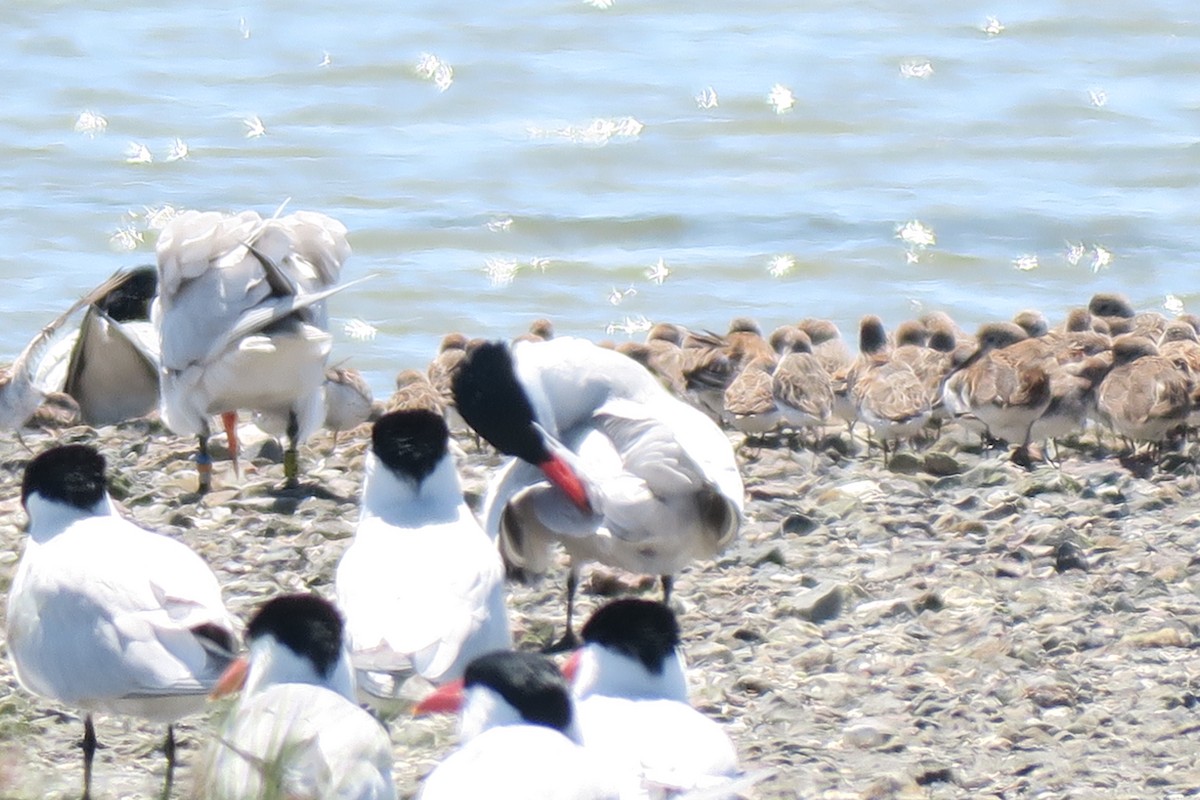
[81,714,97,800]
[160,725,176,800]
[284,411,300,488]
[661,574,674,604]
[196,433,212,494]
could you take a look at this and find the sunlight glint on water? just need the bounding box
[0,0,1197,396]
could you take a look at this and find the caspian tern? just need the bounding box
[0,269,129,433]
[5,444,237,800]
[335,409,511,707]
[451,336,743,649]
[415,650,620,800]
[202,594,396,800]
[61,265,161,425]
[568,599,740,799]
[152,207,356,492]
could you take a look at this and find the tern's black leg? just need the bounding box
[159,724,176,800]
[196,433,213,494]
[284,411,300,488]
[661,574,674,604]
[81,714,97,800]
[544,567,580,653]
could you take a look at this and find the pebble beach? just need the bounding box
[2,407,1199,799]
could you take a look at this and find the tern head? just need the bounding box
[926,322,957,353]
[97,265,158,322]
[1013,309,1049,338]
[246,594,344,678]
[418,650,578,742]
[462,651,574,739]
[217,594,354,700]
[797,318,842,346]
[581,599,680,675]
[21,444,108,514]
[452,341,545,461]
[451,340,590,513]
[571,599,689,703]
[371,409,448,484]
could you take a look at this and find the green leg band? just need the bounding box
[284,448,299,487]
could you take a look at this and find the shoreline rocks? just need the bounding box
[2,419,1200,798]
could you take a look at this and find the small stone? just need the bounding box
[887,452,921,474]
[1054,541,1087,573]
[1122,627,1190,648]
[735,675,772,695]
[731,627,765,643]
[995,559,1029,579]
[751,546,786,567]
[688,640,734,664]
[923,452,963,476]
[913,763,954,786]
[960,462,1012,488]
[982,501,1020,520]
[863,560,913,582]
[781,581,845,623]
[855,596,917,622]
[780,512,818,535]
[843,719,898,749]
[253,437,285,463]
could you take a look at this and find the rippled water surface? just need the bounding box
[2,0,1198,395]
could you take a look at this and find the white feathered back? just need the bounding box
[153,209,351,374]
[155,209,349,302]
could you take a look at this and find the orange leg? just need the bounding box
[221,411,240,478]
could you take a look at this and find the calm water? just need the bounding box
[1,0,1198,397]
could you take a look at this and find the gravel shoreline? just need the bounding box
[2,416,1200,799]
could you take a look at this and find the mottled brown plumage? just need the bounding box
[942,322,1052,458]
[772,331,834,434]
[1096,335,1190,447]
[386,369,446,416]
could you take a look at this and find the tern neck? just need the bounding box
[243,634,356,702]
[25,493,116,543]
[360,452,464,525]
[572,643,690,703]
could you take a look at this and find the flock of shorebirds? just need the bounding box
[0,204,1186,799]
[2,208,752,800]
[413,291,1197,472]
[624,297,1195,468]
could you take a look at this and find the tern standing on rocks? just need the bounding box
[335,409,512,708]
[152,207,355,493]
[6,444,238,800]
[452,336,744,649]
